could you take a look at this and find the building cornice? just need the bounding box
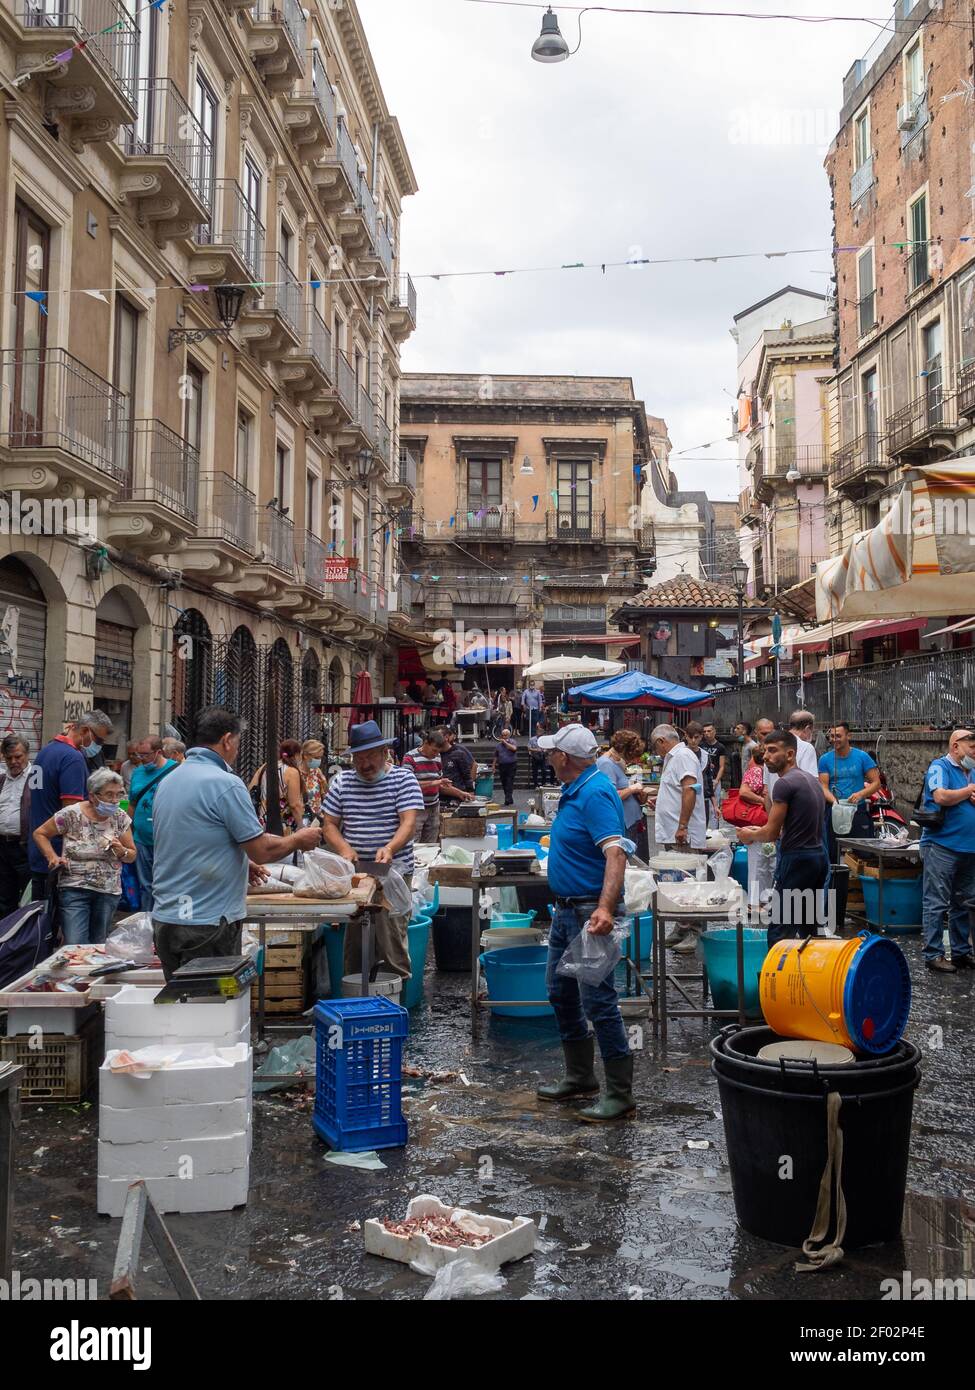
[3,100,88,194]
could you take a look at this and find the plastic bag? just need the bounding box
[383,866,413,917]
[253,1035,317,1092]
[412,866,433,903]
[293,849,354,899]
[556,921,627,985]
[707,848,733,882]
[105,912,156,960]
[831,800,857,836]
[623,866,655,915]
[417,1258,505,1300]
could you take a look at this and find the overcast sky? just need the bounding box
[357,0,889,499]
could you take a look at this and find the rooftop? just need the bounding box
[401,373,638,404]
[617,577,767,612]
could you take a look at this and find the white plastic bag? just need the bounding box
[556,921,627,986]
[707,848,733,882]
[105,913,156,960]
[383,866,413,917]
[293,849,355,899]
[831,800,857,836]
[623,866,655,915]
[418,1258,505,1300]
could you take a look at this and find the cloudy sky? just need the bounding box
[357,0,889,499]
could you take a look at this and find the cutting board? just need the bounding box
[247,875,379,907]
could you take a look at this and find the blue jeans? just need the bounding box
[920,841,975,962]
[59,886,118,945]
[135,841,154,912]
[546,902,629,1061]
[768,847,830,949]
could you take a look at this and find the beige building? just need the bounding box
[0,0,419,769]
[399,374,676,683]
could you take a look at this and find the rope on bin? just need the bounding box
[795,1089,847,1273]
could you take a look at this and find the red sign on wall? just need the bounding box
[325,558,352,582]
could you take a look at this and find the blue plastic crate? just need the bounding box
[312,997,409,1152]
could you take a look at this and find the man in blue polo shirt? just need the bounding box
[918,727,975,974]
[534,724,633,1122]
[28,713,103,902]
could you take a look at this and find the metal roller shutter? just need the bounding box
[0,557,46,752]
[95,620,135,752]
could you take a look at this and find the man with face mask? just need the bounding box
[81,710,114,771]
[28,714,105,902]
[917,727,975,973]
[322,720,425,981]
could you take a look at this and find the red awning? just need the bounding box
[541,634,640,648]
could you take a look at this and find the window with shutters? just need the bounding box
[908,193,929,291]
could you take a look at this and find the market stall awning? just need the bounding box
[523,655,625,681]
[568,670,715,708]
[925,614,975,639]
[816,460,975,620]
[788,616,927,651]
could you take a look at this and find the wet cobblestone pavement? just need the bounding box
[12,933,975,1300]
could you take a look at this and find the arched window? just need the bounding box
[267,637,295,739]
[225,626,259,777]
[172,609,213,743]
[300,649,321,740]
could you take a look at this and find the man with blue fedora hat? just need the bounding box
[322,720,425,981]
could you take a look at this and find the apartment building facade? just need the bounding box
[826,0,975,550]
[733,287,831,597]
[398,374,665,682]
[0,0,418,767]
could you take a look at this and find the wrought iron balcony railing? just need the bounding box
[258,506,296,576]
[851,155,874,206]
[305,304,332,378]
[356,386,375,445]
[831,431,885,485]
[375,416,391,468]
[123,79,213,213]
[396,448,418,492]
[256,0,305,65]
[0,347,128,479]
[334,349,355,414]
[197,471,256,552]
[546,507,607,542]
[198,179,265,281]
[121,419,200,520]
[391,273,416,321]
[20,0,138,105]
[303,529,329,593]
[454,505,515,540]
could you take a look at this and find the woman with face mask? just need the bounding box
[33,767,135,944]
[299,739,329,821]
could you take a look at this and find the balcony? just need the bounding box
[308,347,355,430]
[387,448,418,506]
[958,363,975,419]
[771,553,830,591]
[240,253,302,358]
[857,290,877,337]
[312,115,358,213]
[192,180,265,284]
[389,575,419,623]
[337,384,376,457]
[851,156,874,207]
[11,0,138,140]
[455,506,515,542]
[754,446,828,501]
[301,530,330,596]
[739,486,760,525]
[194,472,257,554]
[282,304,333,399]
[338,171,376,258]
[283,48,334,157]
[375,220,395,282]
[105,419,199,553]
[546,508,607,544]
[831,431,888,494]
[886,386,958,462]
[388,274,417,341]
[0,347,127,496]
[257,507,297,578]
[117,80,213,242]
[247,0,306,92]
[375,416,392,470]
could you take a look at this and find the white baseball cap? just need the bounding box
[537,725,599,757]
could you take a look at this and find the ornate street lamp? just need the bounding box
[168,284,247,352]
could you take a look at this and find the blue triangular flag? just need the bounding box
[25,290,48,315]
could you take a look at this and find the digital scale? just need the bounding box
[153,956,257,1004]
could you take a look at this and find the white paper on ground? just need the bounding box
[323,1150,387,1170]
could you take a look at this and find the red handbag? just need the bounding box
[721,789,768,828]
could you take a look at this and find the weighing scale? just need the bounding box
[153,956,258,1003]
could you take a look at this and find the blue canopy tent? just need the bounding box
[457,644,512,701]
[568,670,715,710]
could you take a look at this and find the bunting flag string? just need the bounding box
[14,0,169,90]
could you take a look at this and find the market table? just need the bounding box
[837,836,922,934]
[650,888,748,1045]
[245,878,382,1043]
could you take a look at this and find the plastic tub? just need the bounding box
[698,926,766,1016]
[475,774,495,799]
[480,927,546,951]
[342,972,403,1003]
[731,846,748,890]
[402,918,431,1010]
[518,826,548,845]
[489,911,537,931]
[622,912,654,965]
[479,945,554,1018]
[432,908,475,972]
[496,821,514,850]
[859,874,922,933]
[711,1024,920,1248]
[514,840,548,861]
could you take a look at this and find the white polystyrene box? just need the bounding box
[363,1195,536,1272]
[105,1017,250,1054]
[104,986,251,1046]
[97,1168,249,1217]
[97,1130,250,1180]
[99,1097,252,1144]
[98,1044,251,1108]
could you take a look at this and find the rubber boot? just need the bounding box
[536,1037,599,1102]
[577,1054,636,1123]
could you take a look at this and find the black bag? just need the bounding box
[0,897,57,989]
[912,785,945,830]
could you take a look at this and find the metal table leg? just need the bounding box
[736,916,746,1027]
[360,910,372,997]
[470,882,481,1037]
[257,918,267,1045]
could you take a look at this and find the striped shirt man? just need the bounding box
[323,767,425,872]
[401,748,442,809]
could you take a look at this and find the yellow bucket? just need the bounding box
[759,933,911,1055]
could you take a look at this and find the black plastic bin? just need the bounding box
[711,1025,920,1249]
[829,863,851,929]
[432,906,474,972]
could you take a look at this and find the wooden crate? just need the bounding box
[0,1012,102,1103]
[263,930,308,969]
[252,959,307,1015]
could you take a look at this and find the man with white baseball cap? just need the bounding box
[534,723,635,1123]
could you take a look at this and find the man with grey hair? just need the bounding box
[161,737,186,763]
[79,709,114,772]
[534,724,635,1122]
[788,709,820,778]
[0,734,33,914]
[646,724,706,851]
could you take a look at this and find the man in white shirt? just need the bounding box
[647,724,706,850]
[788,709,820,778]
[0,735,33,916]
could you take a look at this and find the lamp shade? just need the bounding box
[730,560,749,590]
[214,283,246,330]
[531,8,569,62]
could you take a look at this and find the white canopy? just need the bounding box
[522,655,625,681]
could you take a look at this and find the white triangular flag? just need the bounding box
[600,573,610,586]
[82,289,109,304]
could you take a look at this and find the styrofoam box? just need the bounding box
[4,1004,99,1036]
[99,1044,251,1108]
[97,1131,249,1180]
[105,1017,250,1054]
[97,1168,249,1218]
[363,1194,536,1272]
[99,1097,251,1144]
[105,986,251,1044]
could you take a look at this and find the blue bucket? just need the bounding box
[731,846,748,890]
[622,911,654,965]
[495,821,514,849]
[699,927,768,1016]
[859,875,923,933]
[479,945,554,1018]
[475,774,495,799]
[322,924,347,999]
[518,825,548,845]
[403,917,431,1009]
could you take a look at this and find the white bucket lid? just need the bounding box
[758,1040,855,1066]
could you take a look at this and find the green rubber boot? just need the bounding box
[536,1038,599,1102]
[577,1054,636,1123]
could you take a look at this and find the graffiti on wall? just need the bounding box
[0,685,43,747]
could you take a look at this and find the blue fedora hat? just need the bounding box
[348,719,395,754]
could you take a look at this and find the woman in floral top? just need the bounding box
[299,738,329,820]
[33,767,135,944]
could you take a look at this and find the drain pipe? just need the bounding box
[371,121,380,198]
